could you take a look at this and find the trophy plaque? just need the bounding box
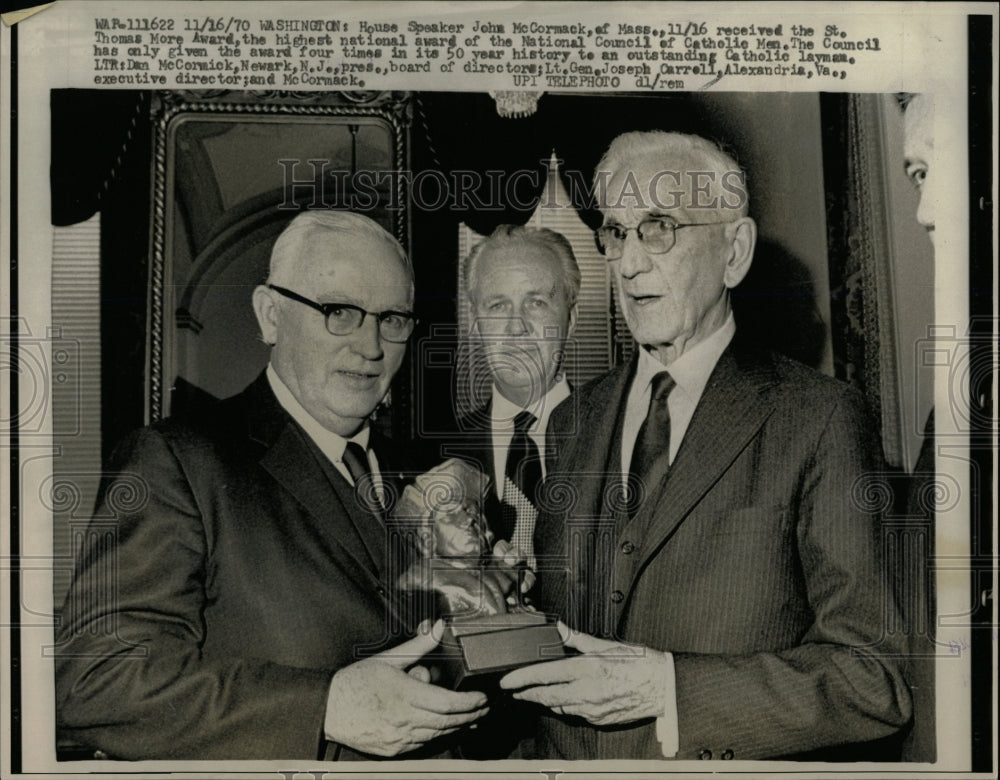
[437,610,568,691]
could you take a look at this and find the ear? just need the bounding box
[468,296,485,339]
[252,285,279,345]
[723,216,756,289]
[566,300,579,338]
[470,311,480,338]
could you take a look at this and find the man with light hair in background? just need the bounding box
[501,130,911,760]
[56,210,493,761]
[443,225,580,759]
[451,224,580,567]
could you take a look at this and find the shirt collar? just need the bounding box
[634,312,736,401]
[491,376,571,433]
[266,364,370,460]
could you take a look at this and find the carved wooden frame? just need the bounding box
[825,93,905,467]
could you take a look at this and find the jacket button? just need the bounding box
[722,749,734,760]
[376,586,386,597]
[698,748,712,760]
[620,540,635,554]
[610,590,624,603]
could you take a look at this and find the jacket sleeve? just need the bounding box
[670,390,912,759]
[54,427,334,760]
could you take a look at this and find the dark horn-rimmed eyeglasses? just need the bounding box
[267,284,417,343]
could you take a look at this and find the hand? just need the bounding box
[498,622,671,726]
[324,620,489,756]
[492,539,536,594]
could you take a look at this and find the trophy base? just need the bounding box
[436,611,568,691]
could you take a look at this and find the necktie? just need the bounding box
[501,411,543,553]
[506,411,542,507]
[628,372,676,516]
[342,441,383,517]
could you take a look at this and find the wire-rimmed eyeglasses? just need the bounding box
[595,215,732,260]
[267,284,417,343]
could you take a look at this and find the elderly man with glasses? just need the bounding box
[55,210,491,761]
[500,131,911,761]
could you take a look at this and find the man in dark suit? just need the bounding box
[500,131,912,759]
[54,211,490,760]
[448,225,580,568]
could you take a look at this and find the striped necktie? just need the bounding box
[628,372,676,517]
[342,441,384,518]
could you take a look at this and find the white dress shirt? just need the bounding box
[620,313,737,478]
[488,377,570,567]
[617,314,736,757]
[266,365,383,494]
[488,377,571,494]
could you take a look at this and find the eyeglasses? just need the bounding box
[267,284,417,343]
[594,215,731,260]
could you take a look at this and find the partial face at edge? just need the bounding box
[903,94,935,245]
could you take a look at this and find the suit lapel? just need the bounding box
[457,401,496,476]
[246,375,385,588]
[552,361,634,523]
[319,442,391,579]
[260,423,386,583]
[540,362,633,620]
[628,341,780,582]
[445,402,518,540]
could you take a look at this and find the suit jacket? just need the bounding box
[55,373,431,760]
[533,337,912,760]
[445,401,512,541]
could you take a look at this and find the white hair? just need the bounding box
[267,210,410,285]
[595,130,749,217]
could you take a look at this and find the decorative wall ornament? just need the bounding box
[489,90,543,118]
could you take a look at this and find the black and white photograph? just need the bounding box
[1,2,995,778]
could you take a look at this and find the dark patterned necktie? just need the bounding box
[500,411,542,545]
[342,441,383,517]
[628,372,676,516]
[506,411,542,507]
